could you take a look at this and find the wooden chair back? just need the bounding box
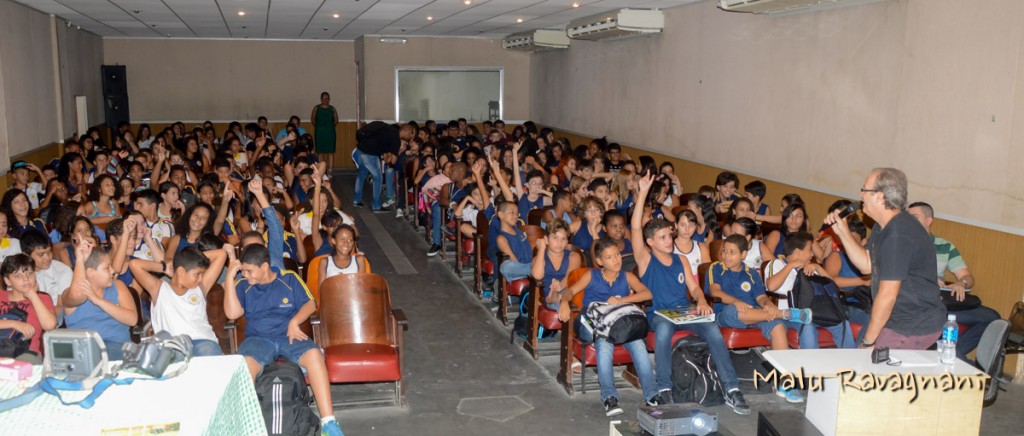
[318,273,394,348]
[523,225,545,248]
[305,254,329,302]
[476,211,491,255]
[527,207,552,226]
[568,267,590,310]
[709,240,724,263]
[205,284,232,353]
[302,235,314,261]
[696,262,712,292]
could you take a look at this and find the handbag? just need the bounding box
[0,306,31,358]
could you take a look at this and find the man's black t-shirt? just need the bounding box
[867,211,947,336]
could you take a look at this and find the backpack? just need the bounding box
[583,302,648,345]
[255,359,319,436]
[789,271,848,327]
[0,306,31,358]
[670,337,725,406]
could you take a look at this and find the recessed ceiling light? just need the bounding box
[571,2,581,7]
[427,16,433,20]
[238,11,246,16]
[464,0,471,4]
[516,18,523,23]
[332,13,340,18]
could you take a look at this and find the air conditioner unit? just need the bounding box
[502,30,570,51]
[718,0,886,15]
[566,9,664,41]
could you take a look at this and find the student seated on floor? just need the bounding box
[531,219,582,311]
[129,245,228,357]
[0,254,58,364]
[707,234,812,403]
[764,231,855,350]
[60,242,138,360]
[224,244,343,436]
[557,238,659,417]
[632,174,750,415]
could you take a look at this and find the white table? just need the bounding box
[762,349,986,436]
[0,355,266,435]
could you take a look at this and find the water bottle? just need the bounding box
[939,314,958,365]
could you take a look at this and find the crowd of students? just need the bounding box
[0,118,376,436]
[396,120,1000,418]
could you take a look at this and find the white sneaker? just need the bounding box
[396,208,405,219]
[383,198,396,208]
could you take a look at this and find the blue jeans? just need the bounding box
[499,259,531,282]
[845,306,871,342]
[786,321,856,349]
[238,336,321,369]
[192,339,223,357]
[431,202,443,245]
[577,315,658,402]
[384,166,396,202]
[951,305,1001,360]
[649,314,740,392]
[353,149,382,209]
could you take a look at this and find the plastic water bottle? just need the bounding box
[939,314,958,365]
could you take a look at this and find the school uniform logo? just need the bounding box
[186,294,201,305]
[741,281,752,293]
[677,273,686,284]
[282,297,289,304]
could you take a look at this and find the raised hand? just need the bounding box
[248,177,263,193]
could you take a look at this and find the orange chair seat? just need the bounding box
[324,344,401,383]
[537,306,563,331]
[719,327,771,349]
[572,341,634,366]
[644,330,694,352]
[505,278,530,297]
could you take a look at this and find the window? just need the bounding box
[395,68,502,122]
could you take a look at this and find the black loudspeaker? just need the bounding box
[101,65,127,96]
[104,94,130,130]
[102,65,129,128]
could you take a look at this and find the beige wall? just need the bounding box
[360,37,531,121]
[103,39,357,122]
[0,0,60,162]
[56,24,104,138]
[531,0,1024,233]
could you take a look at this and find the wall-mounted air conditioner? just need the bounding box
[717,0,886,15]
[502,30,570,51]
[566,9,664,41]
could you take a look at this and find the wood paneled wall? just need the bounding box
[552,129,1024,381]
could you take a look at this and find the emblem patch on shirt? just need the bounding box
[282,297,289,304]
[186,294,201,305]
[741,281,752,292]
[677,273,686,284]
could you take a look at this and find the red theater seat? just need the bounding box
[719,327,771,349]
[645,330,694,352]
[325,344,400,383]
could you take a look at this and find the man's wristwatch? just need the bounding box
[860,339,875,347]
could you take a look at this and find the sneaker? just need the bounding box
[788,308,814,325]
[396,208,405,219]
[427,244,442,257]
[321,419,344,436]
[353,201,365,208]
[604,397,623,417]
[776,388,805,404]
[647,390,672,406]
[725,389,751,415]
[383,198,396,208]
[481,290,493,300]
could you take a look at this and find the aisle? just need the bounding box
[329,174,615,435]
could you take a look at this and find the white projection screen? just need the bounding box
[395,68,502,122]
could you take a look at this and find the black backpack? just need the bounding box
[0,306,31,358]
[789,272,848,327]
[255,359,319,436]
[670,337,725,406]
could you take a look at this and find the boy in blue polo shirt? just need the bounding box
[224,244,343,436]
[707,234,812,403]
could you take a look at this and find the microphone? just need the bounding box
[820,202,860,232]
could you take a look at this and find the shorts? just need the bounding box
[238,336,321,369]
[716,304,783,340]
[192,339,223,357]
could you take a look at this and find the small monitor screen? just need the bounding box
[52,342,74,359]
